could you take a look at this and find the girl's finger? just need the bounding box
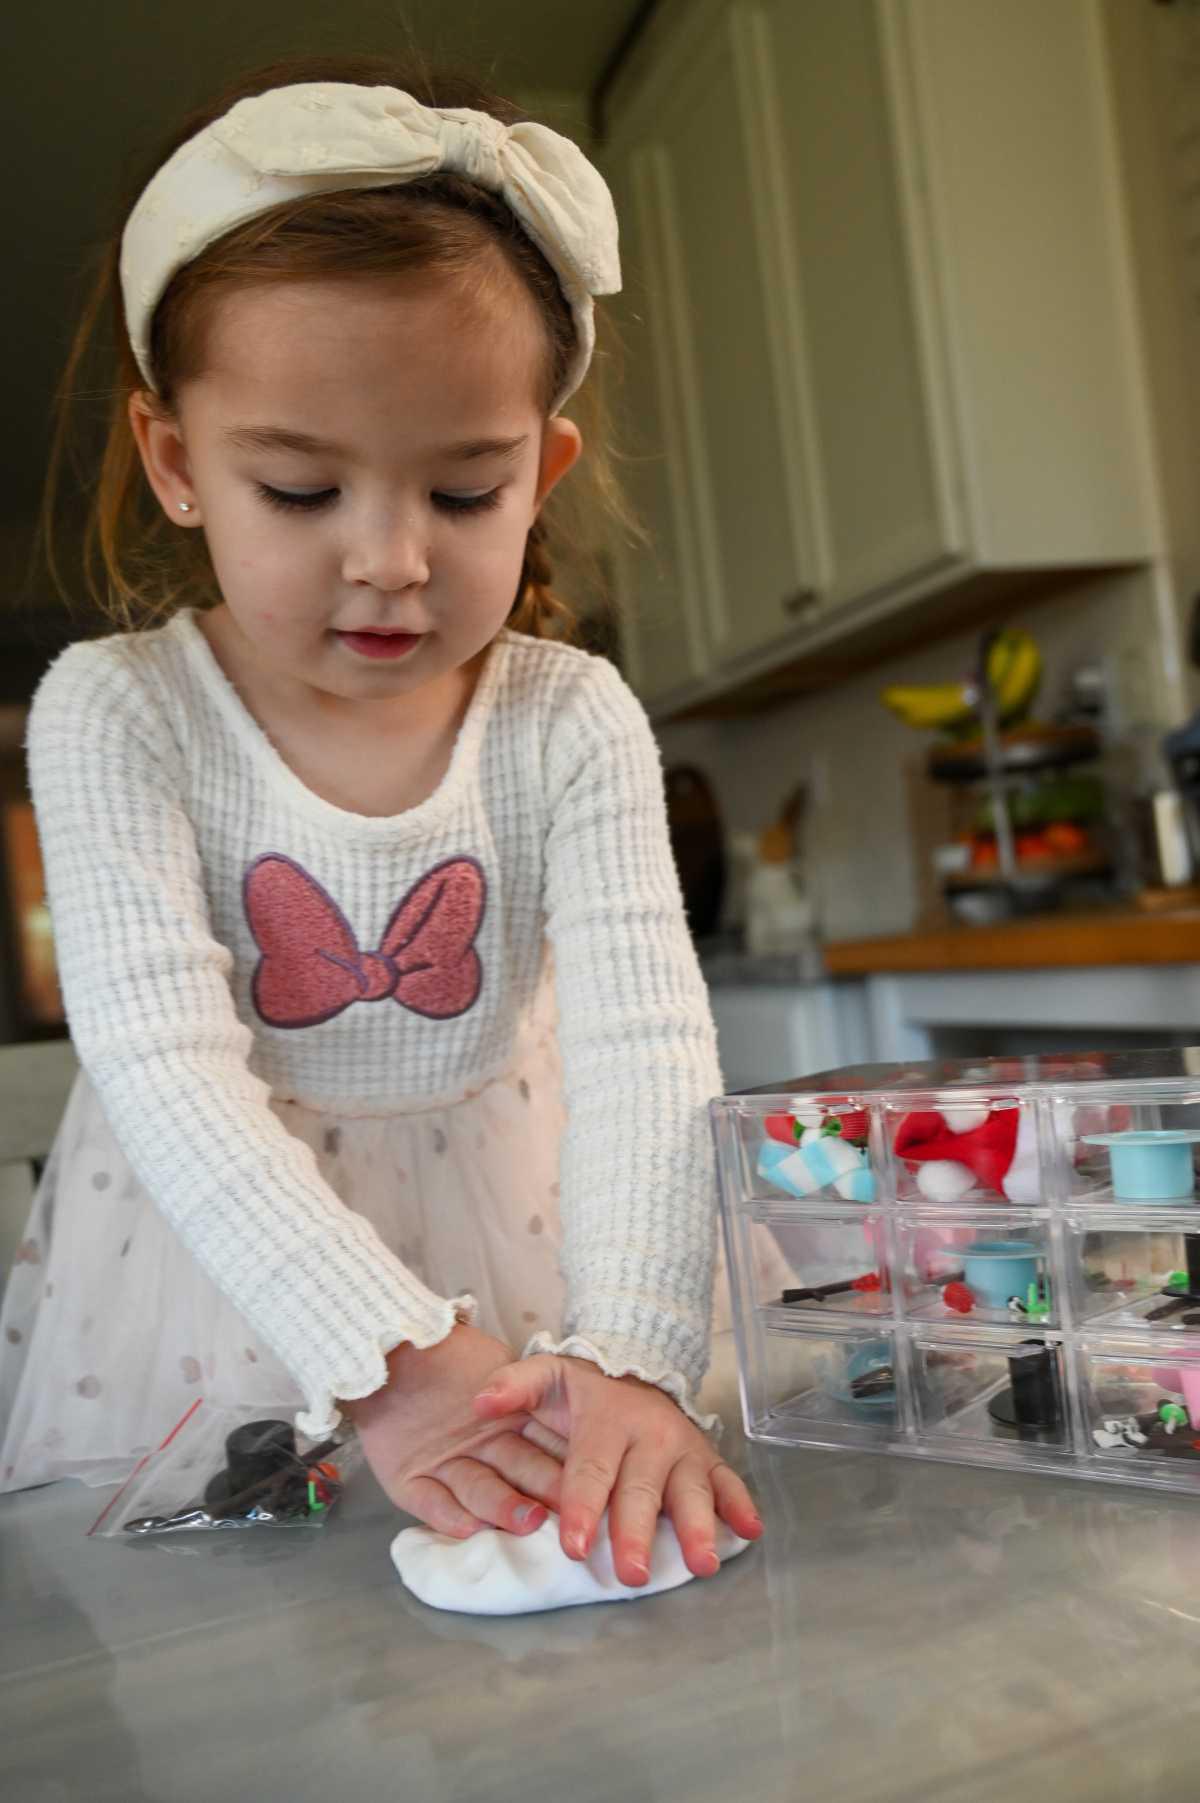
[608,1447,674,1586]
[472,1355,560,1422]
[710,1460,764,1541]
[663,1458,721,1579]
[476,1430,564,1512]
[401,1475,486,1540]
[558,1423,628,1560]
[434,1454,548,1536]
[521,1418,569,1462]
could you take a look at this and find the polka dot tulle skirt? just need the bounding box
[0,992,582,1493]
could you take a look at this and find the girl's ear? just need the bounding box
[533,416,582,516]
[128,391,204,527]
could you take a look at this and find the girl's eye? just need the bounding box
[254,485,502,517]
[433,490,502,516]
[256,483,337,513]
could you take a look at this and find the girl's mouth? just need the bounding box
[336,630,423,661]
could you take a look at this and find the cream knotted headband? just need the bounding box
[119,82,621,412]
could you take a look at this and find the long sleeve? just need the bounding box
[527,655,723,1429]
[27,644,471,1435]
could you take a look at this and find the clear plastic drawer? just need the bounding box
[724,1205,889,1324]
[740,1323,899,1450]
[882,1095,1043,1206]
[909,1330,1069,1461]
[712,1096,876,1209]
[1066,1209,1200,1330]
[895,1210,1054,1326]
[1075,1337,1200,1486]
[1048,1092,1200,1206]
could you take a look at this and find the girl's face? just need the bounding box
[131,271,581,710]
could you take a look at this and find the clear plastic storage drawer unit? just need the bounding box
[710,1049,1200,1495]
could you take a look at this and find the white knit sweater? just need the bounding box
[26,610,722,1435]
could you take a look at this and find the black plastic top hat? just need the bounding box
[203,1418,297,1514]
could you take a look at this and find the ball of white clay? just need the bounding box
[915,1159,977,1202]
[391,1513,750,1616]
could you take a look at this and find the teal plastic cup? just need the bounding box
[962,1240,1040,1309]
[1082,1130,1200,1203]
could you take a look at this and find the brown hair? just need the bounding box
[42,53,633,643]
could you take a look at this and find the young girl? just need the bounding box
[0,55,761,1585]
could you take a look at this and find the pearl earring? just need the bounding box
[178,500,193,513]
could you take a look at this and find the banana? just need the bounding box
[990,629,1041,723]
[882,681,974,731]
[882,629,1041,734]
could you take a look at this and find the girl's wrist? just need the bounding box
[339,1339,417,1423]
[340,1323,470,1421]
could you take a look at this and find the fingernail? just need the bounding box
[702,1552,720,1577]
[515,1504,545,1528]
[628,1559,649,1584]
[567,1532,588,1558]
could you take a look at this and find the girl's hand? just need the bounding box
[342,1324,564,1539]
[472,1354,763,1586]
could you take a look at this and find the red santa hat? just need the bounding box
[894,1105,1039,1204]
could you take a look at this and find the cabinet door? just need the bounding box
[605,150,711,706]
[648,6,823,666]
[746,0,962,609]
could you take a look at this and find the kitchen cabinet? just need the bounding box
[706,978,871,1090]
[604,157,711,700]
[604,0,1154,714]
[607,7,821,697]
[863,962,1200,1064]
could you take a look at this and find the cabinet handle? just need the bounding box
[781,587,819,618]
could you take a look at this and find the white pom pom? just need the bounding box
[915,1160,977,1202]
[945,1106,991,1135]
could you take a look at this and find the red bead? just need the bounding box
[943,1281,975,1314]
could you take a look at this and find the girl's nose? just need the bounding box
[343,510,431,592]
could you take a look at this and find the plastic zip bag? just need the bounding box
[88,1399,360,1537]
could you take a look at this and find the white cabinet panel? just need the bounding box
[606,153,711,704]
[750,0,961,604]
[652,11,819,665]
[708,982,870,1091]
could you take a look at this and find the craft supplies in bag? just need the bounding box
[89,1400,360,1537]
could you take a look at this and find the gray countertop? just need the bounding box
[7,1340,1200,1802]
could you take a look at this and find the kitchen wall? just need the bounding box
[655,565,1170,943]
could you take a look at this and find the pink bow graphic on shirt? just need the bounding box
[244,852,486,1028]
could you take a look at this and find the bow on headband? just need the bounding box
[120,82,620,410]
[244,852,486,1029]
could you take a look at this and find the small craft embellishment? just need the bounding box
[893,1105,1040,1204]
[244,853,486,1028]
[759,1107,874,1203]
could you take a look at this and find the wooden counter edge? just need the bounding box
[824,910,1200,975]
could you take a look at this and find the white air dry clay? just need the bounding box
[392,1512,750,1615]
